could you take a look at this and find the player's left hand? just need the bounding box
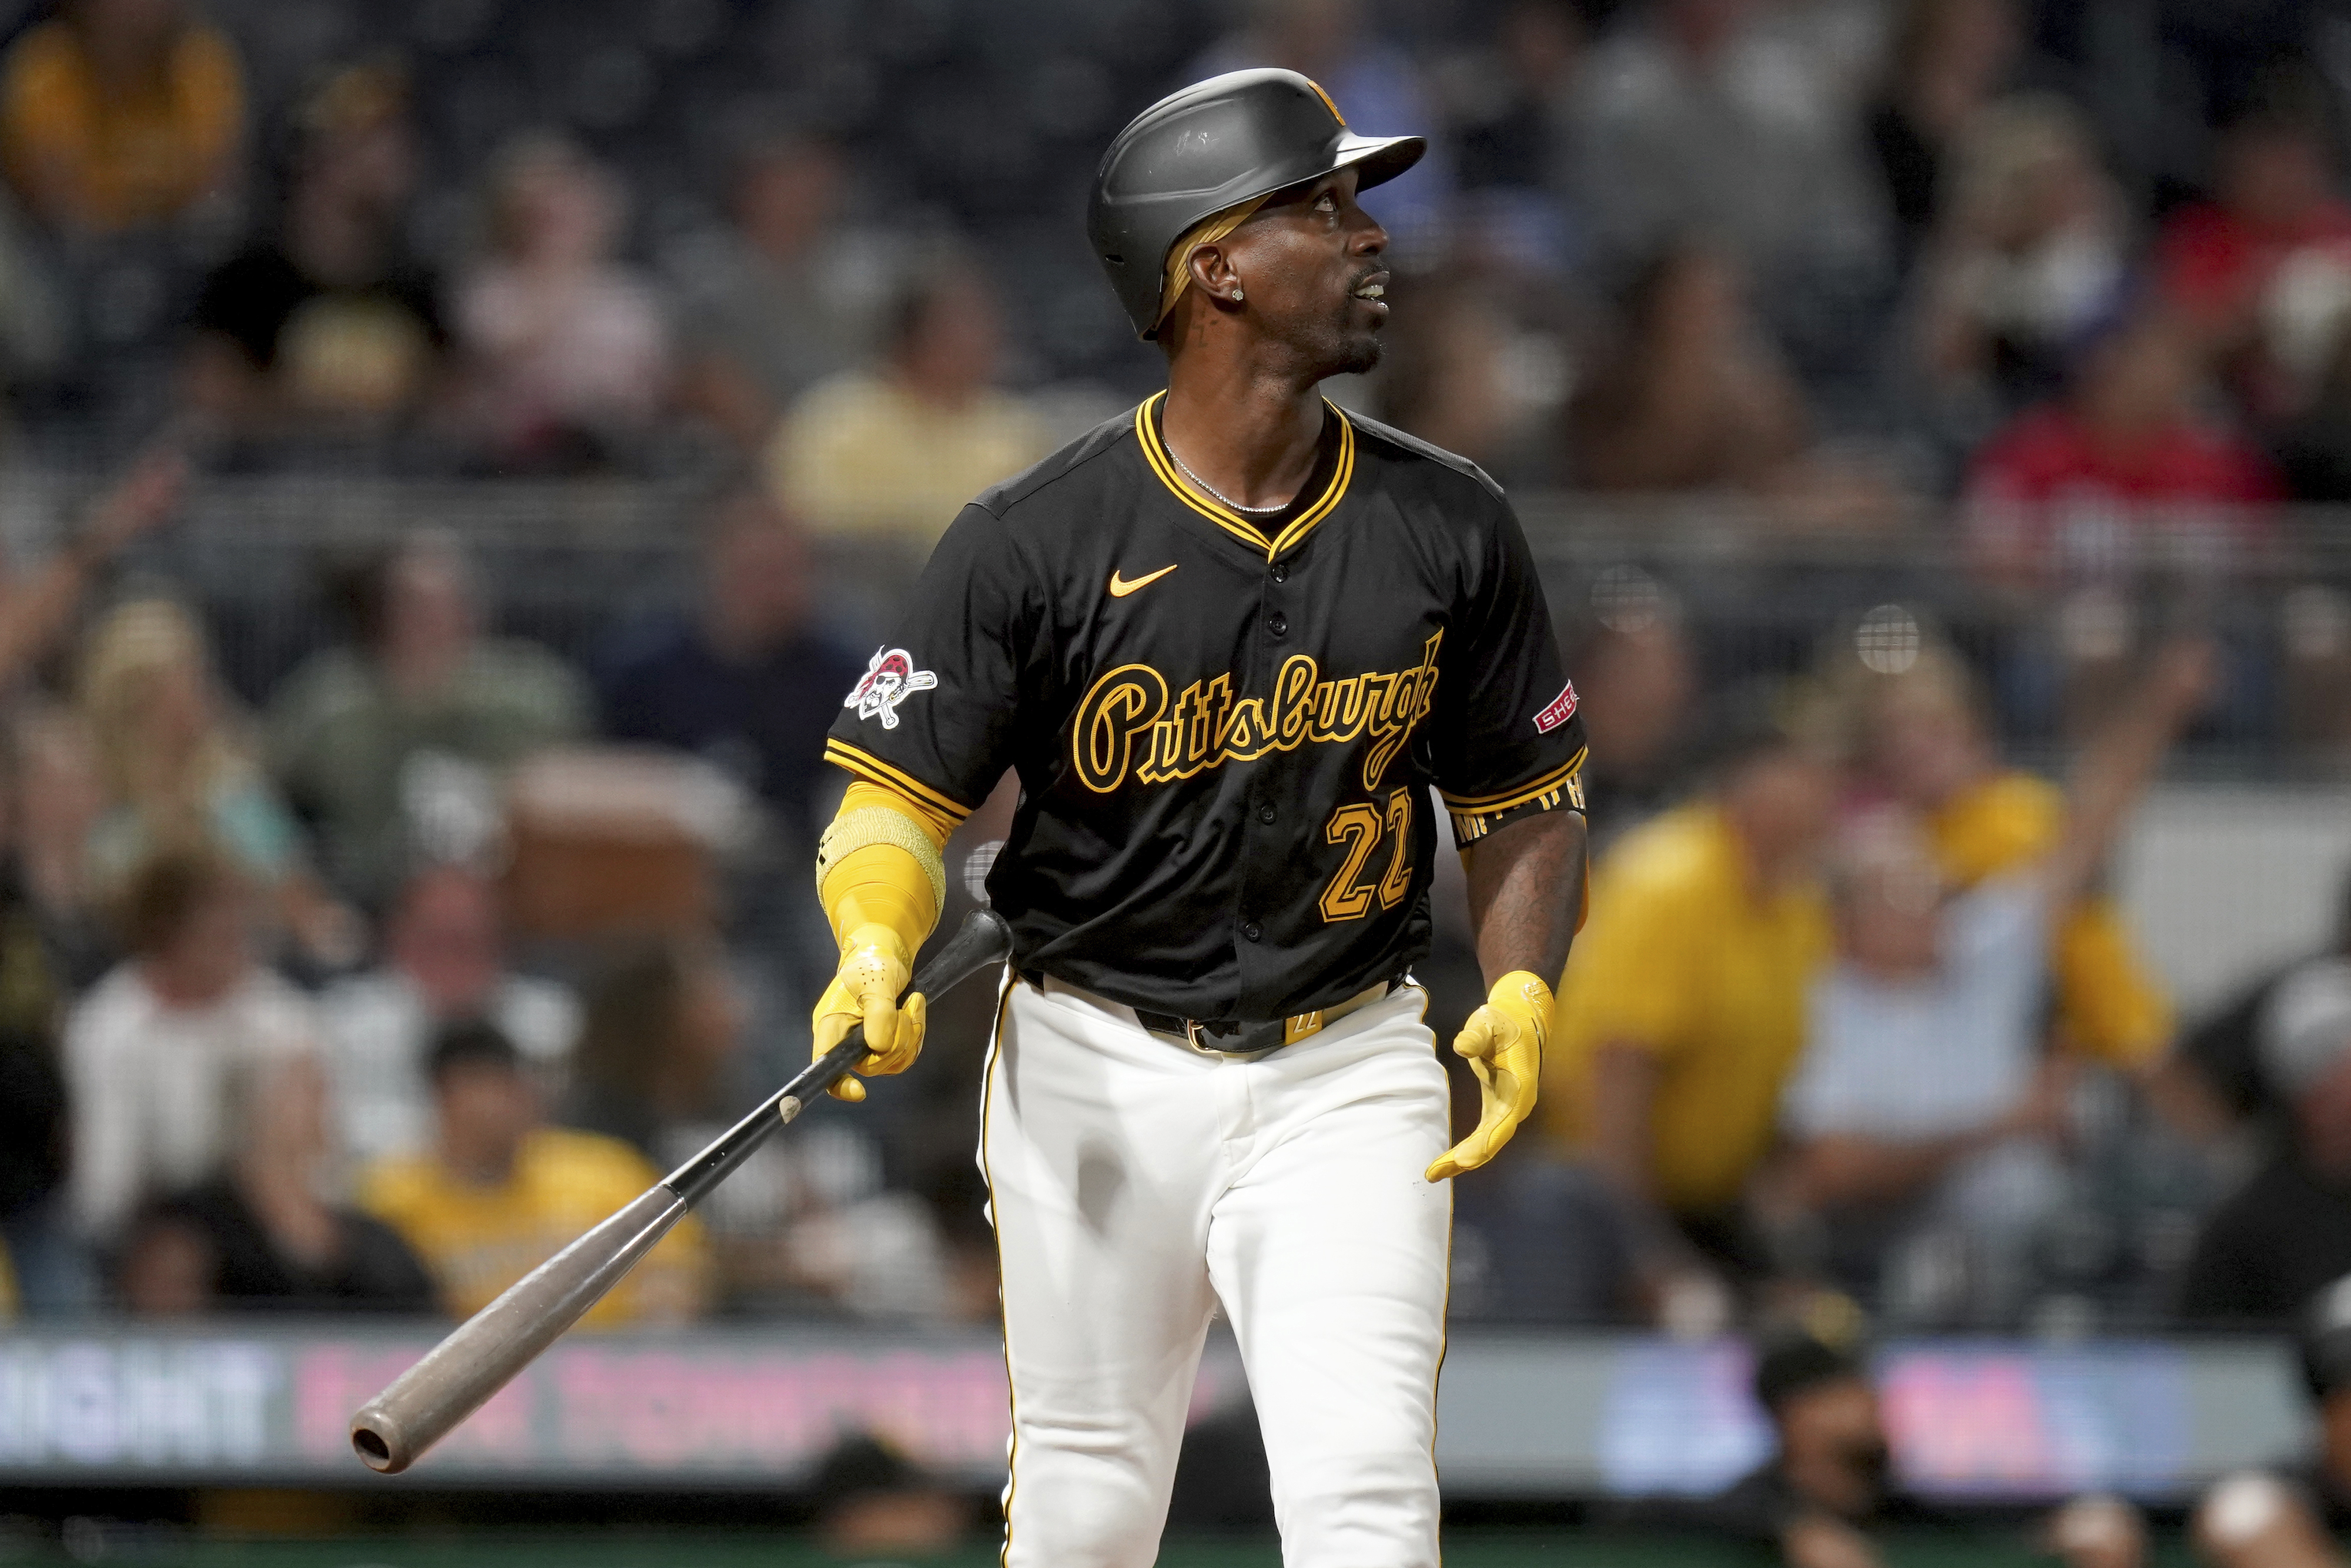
[1425,970,1550,1182]
[812,924,929,1102]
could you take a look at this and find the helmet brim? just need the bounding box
[1332,132,1426,193]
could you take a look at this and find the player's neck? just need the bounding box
[1159,360,1327,514]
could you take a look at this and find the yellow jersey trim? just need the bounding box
[1133,391,1356,561]
[1438,748,1589,814]
[822,741,974,827]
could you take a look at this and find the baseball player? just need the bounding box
[808,69,1589,1565]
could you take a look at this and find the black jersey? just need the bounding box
[822,393,1587,1024]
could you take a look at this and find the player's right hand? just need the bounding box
[811,924,927,1102]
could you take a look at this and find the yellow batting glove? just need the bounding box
[811,924,927,1102]
[1425,970,1550,1182]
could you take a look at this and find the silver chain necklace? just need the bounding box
[1167,443,1291,516]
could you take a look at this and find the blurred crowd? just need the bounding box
[0,0,2347,1353]
[0,459,1014,1329]
[3,0,2351,540]
[1452,602,2351,1340]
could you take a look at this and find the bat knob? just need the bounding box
[350,1405,410,1473]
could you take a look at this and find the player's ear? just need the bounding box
[1188,242,1243,306]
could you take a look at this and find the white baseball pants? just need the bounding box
[980,971,1453,1567]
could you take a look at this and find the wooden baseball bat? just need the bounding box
[349,907,1013,1475]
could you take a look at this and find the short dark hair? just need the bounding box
[115,848,240,959]
[427,1018,523,1084]
[1687,676,1824,786]
[1753,1329,1867,1416]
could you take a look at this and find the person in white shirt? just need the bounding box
[64,849,320,1244]
[1771,639,2213,1325]
[316,863,577,1165]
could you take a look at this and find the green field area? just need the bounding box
[0,1530,2211,1568]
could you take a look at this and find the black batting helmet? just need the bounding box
[1087,68,1425,341]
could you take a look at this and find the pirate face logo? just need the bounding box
[845,646,938,729]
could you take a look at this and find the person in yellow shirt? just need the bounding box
[0,0,244,234]
[1851,642,2171,1071]
[358,1019,706,1327]
[767,262,1051,552]
[1548,685,1837,1319]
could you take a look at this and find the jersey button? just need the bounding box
[1270,563,1288,584]
[1257,802,1277,825]
[1266,613,1288,637]
[1242,921,1263,942]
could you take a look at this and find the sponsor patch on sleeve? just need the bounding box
[1532,681,1579,734]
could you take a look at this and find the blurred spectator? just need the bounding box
[0,0,243,236]
[808,1432,973,1557]
[2154,88,2351,424]
[1194,0,1453,263]
[592,486,865,840]
[1709,1330,2145,1568]
[358,1020,708,1326]
[118,1054,433,1314]
[1376,278,1570,485]
[2276,326,2351,502]
[9,706,112,991]
[2193,1275,2351,1564]
[1547,683,1837,1324]
[1962,305,2282,582]
[561,936,741,1167]
[1864,0,2021,266]
[1566,244,1808,490]
[183,61,445,440]
[2179,958,2351,1326]
[670,133,860,453]
[1844,641,2173,1074]
[265,532,590,907]
[76,596,358,966]
[0,706,109,1312]
[571,920,964,1328]
[552,934,916,1318]
[1566,244,1900,523]
[318,863,578,1166]
[2172,868,2351,1133]
[114,1200,212,1314]
[63,848,319,1242]
[1564,0,1885,297]
[1774,641,2212,1326]
[0,936,71,1310]
[1434,1,1589,288]
[768,260,1050,552]
[1446,0,1583,198]
[0,444,186,692]
[450,135,672,471]
[1908,95,2129,424]
[1565,591,1699,858]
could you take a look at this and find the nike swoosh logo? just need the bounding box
[1109,564,1178,597]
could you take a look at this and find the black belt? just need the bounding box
[1022,969,1405,1057]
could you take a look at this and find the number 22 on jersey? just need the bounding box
[1319,788,1414,922]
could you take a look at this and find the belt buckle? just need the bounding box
[1182,1016,1271,1056]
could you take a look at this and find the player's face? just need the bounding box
[1225,167,1391,377]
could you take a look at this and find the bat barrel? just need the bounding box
[347,907,1014,1476]
[350,1185,688,1473]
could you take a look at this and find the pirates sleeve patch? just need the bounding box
[844,646,939,730]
